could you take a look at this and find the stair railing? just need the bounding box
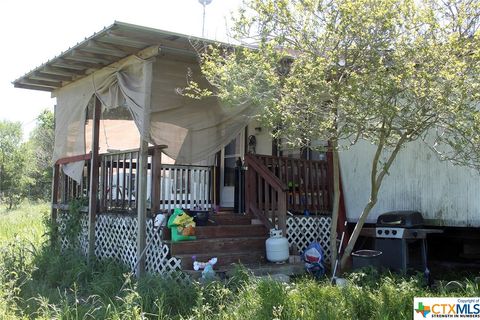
[252,154,331,214]
[244,154,289,236]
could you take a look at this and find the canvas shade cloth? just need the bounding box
[53,54,259,182]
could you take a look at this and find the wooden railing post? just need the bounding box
[245,161,251,214]
[50,164,60,243]
[87,96,101,263]
[278,191,287,237]
[151,147,162,214]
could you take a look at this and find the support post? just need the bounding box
[87,97,101,263]
[278,192,287,237]
[136,139,149,277]
[151,147,162,214]
[50,164,60,243]
[135,55,155,277]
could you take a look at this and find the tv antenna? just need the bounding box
[198,0,213,37]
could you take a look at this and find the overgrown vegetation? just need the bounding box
[1,203,479,319]
[0,110,54,210]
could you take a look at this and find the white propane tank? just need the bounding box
[266,229,289,263]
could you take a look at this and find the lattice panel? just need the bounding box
[79,215,88,256]
[94,215,138,270]
[57,211,88,254]
[286,216,332,264]
[93,214,184,278]
[57,212,184,278]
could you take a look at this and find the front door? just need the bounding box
[220,133,244,208]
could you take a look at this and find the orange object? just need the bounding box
[182,225,196,236]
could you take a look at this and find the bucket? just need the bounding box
[351,250,382,270]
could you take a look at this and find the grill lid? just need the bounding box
[376,211,423,228]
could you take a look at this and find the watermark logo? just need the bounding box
[414,298,480,319]
[415,301,431,318]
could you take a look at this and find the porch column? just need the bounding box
[87,96,101,263]
[136,139,149,277]
[136,56,155,278]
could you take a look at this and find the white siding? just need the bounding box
[247,119,273,156]
[339,140,480,227]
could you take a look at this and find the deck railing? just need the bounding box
[53,146,213,213]
[99,150,140,211]
[158,164,212,212]
[253,154,331,214]
[55,155,91,206]
[244,154,332,234]
[245,154,288,235]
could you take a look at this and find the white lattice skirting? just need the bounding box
[59,213,332,274]
[286,216,332,264]
[58,212,183,277]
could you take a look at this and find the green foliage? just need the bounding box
[0,201,47,245]
[189,0,480,268]
[194,0,480,162]
[28,109,54,201]
[0,121,33,209]
[0,110,54,208]
[61,197,88,250]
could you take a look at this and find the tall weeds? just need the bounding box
[1,203,479,320]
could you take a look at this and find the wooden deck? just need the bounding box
[52,149,333,274]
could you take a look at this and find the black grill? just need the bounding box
[359,211,443,274]
[377,211,423,228]
[374,211,429,272]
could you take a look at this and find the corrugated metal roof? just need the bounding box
[12,21,212,92]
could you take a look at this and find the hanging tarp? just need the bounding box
[53,53,259,182]
[53,55,153,182]
[148,56,259,164]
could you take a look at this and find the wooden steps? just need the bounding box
[195,225,267,239]
[168,212,268,270]
[211,214,252,225]
[170,236,266,255]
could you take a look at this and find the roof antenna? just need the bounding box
[198,0,213,37]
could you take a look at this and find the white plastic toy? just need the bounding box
[192,257,218,280]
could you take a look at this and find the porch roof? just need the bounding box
[12,21,215,92]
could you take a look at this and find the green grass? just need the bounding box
[0,201,48,246]
[1,202,479,319]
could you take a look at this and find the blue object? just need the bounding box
[302,242,325,278]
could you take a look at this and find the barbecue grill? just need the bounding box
[360,211,442,272]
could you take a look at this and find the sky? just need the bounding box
[0,0,242,138]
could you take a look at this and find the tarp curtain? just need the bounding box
[53,55,153,182]
[53,54,259,182]
[148,57,259,164]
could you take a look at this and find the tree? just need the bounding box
[0,121,32,209]
[187,0,480,271]
[28,110,55,201]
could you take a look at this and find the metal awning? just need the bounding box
[12,21,211,92]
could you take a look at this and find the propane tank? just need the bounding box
[266,229,289,263]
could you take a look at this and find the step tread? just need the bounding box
[167,236,266,244]
[211,215,252,225]
[168,236,267,255]
[195,225,267,239]
[196,224,265,228]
